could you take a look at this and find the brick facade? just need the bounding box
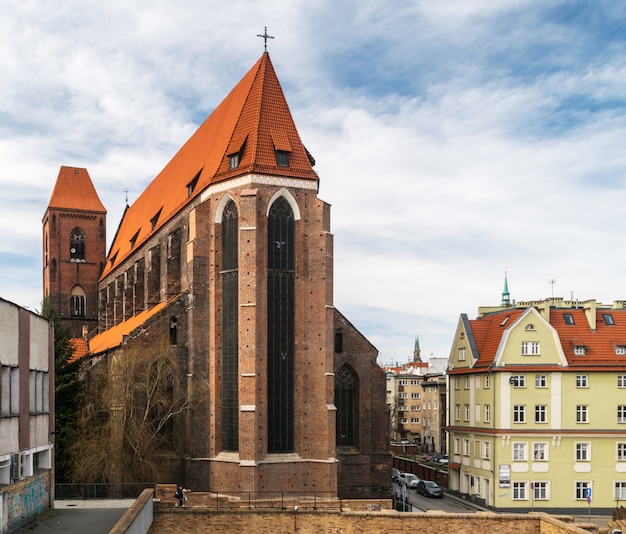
[52,54,390,500]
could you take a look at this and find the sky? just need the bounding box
[2,1,626,365]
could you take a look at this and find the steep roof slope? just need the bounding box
[102,52,317,278]
[47,166,106,213]
[464,306,626,369]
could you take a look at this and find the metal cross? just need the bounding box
[124,188,129,204]
[257,26,274,52]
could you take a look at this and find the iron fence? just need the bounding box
[55,483,155,500]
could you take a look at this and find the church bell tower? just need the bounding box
[43,166,107,338]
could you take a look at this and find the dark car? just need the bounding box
[416,479,443,498]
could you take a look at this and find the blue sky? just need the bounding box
[2,1,626,363]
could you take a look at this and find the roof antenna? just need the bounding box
[549,278,556,298]
[124,188,130,206]
[257,26,274,52]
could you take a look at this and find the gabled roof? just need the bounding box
[468,309,526,368]
[46,166,106,214]
[460,305,626,369]
[101,52,317,278]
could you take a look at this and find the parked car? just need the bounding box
[391,468,401,482]
[403,473,420,489]
[416,479,444,498]
[437,454,449,464]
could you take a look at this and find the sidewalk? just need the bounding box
[14,500,133,533]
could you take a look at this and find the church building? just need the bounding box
[43,51,390,499]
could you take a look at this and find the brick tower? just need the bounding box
[42,166,107,337]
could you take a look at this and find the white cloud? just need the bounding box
[2,1,626,362]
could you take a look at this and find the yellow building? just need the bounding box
[447,295,626,512]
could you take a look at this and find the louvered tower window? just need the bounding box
[221,200,239,451]
[267,197,295,453]
[70,228,86,262]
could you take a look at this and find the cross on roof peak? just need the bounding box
[257,26,274,52]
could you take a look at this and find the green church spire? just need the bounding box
[501,269,511,307]
[413,335,421,362]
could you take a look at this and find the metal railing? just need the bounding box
[55,483,155,500]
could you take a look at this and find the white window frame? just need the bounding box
[533,481,549,500]
[575,442,590,461]
[617,442,626,461]
[459,347,466,361]
[463,439,470,456]
[464,377,470,389]
[615,481,626,500]
[576,404,588,423]
[576,374,588,388]
[513,442,527,461]
[454,378,460,390]
[575,481,591,500]
[535,404,547,423]
[535,374,547,388]
[454,438,461,454]
[512,481,527,500]
[619,405,626,424]
[618,375,626,388]
[484,375,491,389]
[511,374,526,388]
[455,404,460,421]
[464,404,470,421]
[484,404,491,423]
[521,341,540,356]
[483,441,491,459]
[513,404,526,423]
[533,442,548,461]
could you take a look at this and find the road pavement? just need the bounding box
[13,499,133,534]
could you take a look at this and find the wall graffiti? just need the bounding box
[7,475,49,531]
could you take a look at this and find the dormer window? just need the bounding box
[187,169,202,197]
[150,208,162,231]
[616,346,626,355]
[275,150,290,167]
[573,345,586,356]
[229,153,240,170]
[130,230,140,249]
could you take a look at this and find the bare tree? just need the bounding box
[72,340,188,484]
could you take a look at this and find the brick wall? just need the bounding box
[148,508,594,534]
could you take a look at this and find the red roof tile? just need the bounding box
[48,166,106,213]
[101,53,317,278]
[463,306,626,369]
[88,299,170,354]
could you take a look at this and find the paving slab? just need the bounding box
[14,500,133,534]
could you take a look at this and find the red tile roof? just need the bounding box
[101,53,317,278]
[88,299,171,354]
[68,337,88,363]
[464,306,626,370]
[469,309,525,368]
[47,166,106,213]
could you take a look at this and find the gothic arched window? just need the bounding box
[70,228,86,262]
[221,199,239,451]
[70,285,86,317]
[335,365,358,447]
[267,196,295,453]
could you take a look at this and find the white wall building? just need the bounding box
[0,297,54,533]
